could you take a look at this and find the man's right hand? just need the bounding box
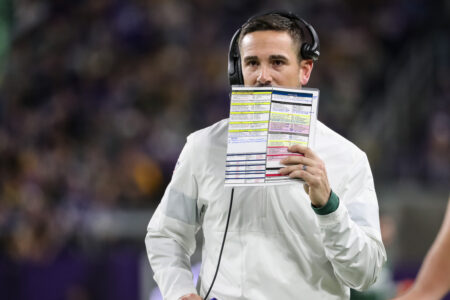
[179,293,203,300]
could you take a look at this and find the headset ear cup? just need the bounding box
[229,52,242,86]
[301,44,310,60]
[230,54,242,86]
[236,53,243,85]
[300,19,320,61]
[228,28,244,86]
[301,42,319,61]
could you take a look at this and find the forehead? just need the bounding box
[240,30,298,58]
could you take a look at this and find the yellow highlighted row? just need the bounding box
[271,111,311,117]
[229,128,268,132]
[229,121,269,124]
[232,92,271,95]
[230,111,270,114]
[231,102,270,106]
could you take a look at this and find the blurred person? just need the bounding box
[393,197,450,300]
[145,11,386,300]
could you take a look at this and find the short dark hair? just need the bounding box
[238,13,305,62]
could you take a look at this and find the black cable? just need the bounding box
[204,187,234,300]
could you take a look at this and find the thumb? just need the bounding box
[303,183,310,194]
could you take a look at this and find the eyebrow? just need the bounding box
[243,55,289,63]
[269,55,289,62]
[243,56,259,63]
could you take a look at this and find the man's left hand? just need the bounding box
[279,144,331,207]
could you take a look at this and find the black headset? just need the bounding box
[228,11,320,86]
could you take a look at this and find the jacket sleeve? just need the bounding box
[145,134,201,300]
[316,152,387,291]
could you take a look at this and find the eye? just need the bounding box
[246,60,259,67]
[272,60,285,66]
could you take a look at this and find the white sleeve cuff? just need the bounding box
[315,200,347,228]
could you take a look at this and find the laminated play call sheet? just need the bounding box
[225,86,319,186]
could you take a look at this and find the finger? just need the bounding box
[279,164,305,175]
[303,166,324,176]
[280,155,316,167]
[289,170,320,187]
[288,144,318,159]
[280,165,322,176]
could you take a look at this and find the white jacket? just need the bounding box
[145,119,386,300]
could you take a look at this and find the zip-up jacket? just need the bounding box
[145,119,386,300]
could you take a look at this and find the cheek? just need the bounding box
[242,69,256,84]
[279,69,301,86]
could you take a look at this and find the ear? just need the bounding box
[299,60,314,86]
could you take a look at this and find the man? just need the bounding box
[146,11,386,300]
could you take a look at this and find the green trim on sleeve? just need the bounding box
[311,190,340,215]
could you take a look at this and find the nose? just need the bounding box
[257,65,272,86]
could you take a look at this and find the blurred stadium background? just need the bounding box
[0,0,448,299]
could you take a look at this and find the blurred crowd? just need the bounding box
[0,0,448,288]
